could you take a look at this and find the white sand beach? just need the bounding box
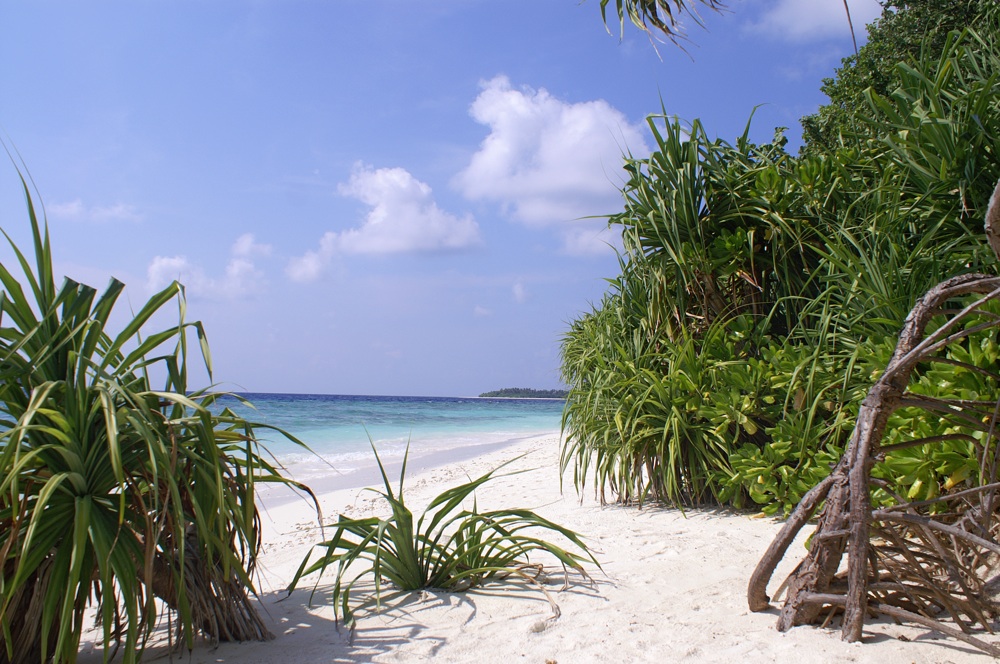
[83,434,997,663]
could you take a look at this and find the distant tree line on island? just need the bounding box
[478,388,568,399]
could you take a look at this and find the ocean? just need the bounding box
[217,393,565,487]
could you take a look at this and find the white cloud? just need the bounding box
[473,305,493,317]
[561,222,622,257]
[453,75,650,232]
[232,233,272,258]
[512,281,527,304]
[146,233,269,298]
[286,164,481,282]
[147,256,206,293]
[48,198,142,223]
[285,234,335,283]
[746,0,882,42]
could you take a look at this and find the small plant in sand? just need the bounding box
[288,445,598,631]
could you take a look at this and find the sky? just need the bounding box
[0,0,882,397]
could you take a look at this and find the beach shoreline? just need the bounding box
[82,432,996,663]
[256,431,552,508]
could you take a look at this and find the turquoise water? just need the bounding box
[218,393,564,472]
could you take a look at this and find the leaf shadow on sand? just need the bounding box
[75,562,602,663]
[256,568,602,663]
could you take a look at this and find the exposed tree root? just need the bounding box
[749,181,1000,657]
[151,530,274,649]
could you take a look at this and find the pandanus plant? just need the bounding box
[288,444,597,634]
[0,170,314,663]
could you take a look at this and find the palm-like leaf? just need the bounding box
[600,0,724,42]
[288,443,597,633]
[0,169,316,663]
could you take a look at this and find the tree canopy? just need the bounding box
[801,0,992,152]
[478,388,568,399]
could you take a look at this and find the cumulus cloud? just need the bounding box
[746,0,882,42]
[48,198,142,223]
[562,222,622,256]
[286,164,481,282]
[146,233,269,298]
[147,256,205,293]
[232,233,272,258]
[285,233,336,283]
[453,76,650,232]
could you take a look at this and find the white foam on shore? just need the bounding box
[256,430,559,509]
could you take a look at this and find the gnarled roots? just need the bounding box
[749,181,1000,656]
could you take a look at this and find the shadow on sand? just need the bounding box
[77,568,600,663]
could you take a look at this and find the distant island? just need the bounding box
[478,388,568,399]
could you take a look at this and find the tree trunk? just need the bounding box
[149,532,273,646]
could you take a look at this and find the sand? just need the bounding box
[81,433,997,663]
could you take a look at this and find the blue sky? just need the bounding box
[0,0,880,396]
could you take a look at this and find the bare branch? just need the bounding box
[984,179,1000,262]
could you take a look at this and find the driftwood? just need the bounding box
[749,180,1000,657]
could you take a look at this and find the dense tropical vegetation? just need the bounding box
[0,172,314,662]
[562,0,1000,514]
[801,0,988,152]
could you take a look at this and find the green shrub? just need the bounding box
[0,172,312,663]
[289,445,597,632]
[560,20,1000,514]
